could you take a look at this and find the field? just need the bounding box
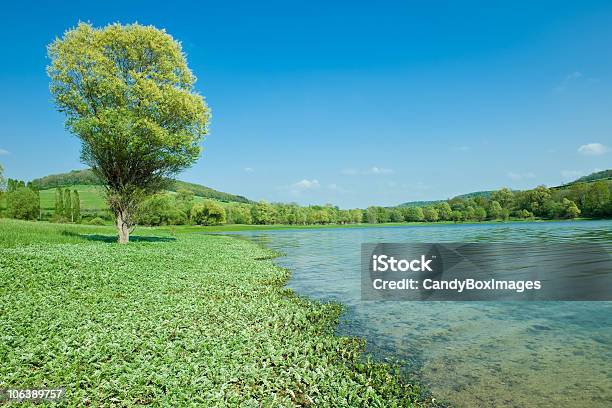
[38,185,210,213]
[0,219,435,406]
[39,185,108,211]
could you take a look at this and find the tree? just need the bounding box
[491,188,514,209]
[463,206,476,220]
[366,206,379,223]
[72,190,81,223]
[389,208,404,222]
[450,210,463,222]
[584,181,610,217]
[474,206,487,221]
[422,206,439,222]
[137,194,187,226]
[515,209,531,219]
[562,198,581,219]
[251,201,277,225]
[436,202,452,220]
[228,204,253,225]
[350,209,364,224]
[48,23,210,243]
[6,187,40,220]
[519,185,551,217]
[403,206,424,222]
[192,200,226,226]
[55,188,64,219]
[488,201,502,219]
[64,188,72,221]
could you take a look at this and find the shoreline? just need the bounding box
[161,217,601,233]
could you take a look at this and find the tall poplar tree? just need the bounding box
[55,188,64,218]
[64,188,72,221]
[72,190,81,223]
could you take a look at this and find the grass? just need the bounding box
[0,219,437,407]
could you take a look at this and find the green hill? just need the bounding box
[398,191,495,207]
[398,170,611,207]
[557,169,612,188]
[30,169,251,204]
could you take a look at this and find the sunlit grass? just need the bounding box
[0,219,436,406]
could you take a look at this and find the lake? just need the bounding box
[232,220,612,408]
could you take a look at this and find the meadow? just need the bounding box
[0,219,436,406]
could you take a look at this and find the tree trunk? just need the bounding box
[117,212,130,244]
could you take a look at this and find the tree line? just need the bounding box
[1,162,610,227]
[131,181,611,227]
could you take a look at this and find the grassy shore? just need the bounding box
[0,219,436,406]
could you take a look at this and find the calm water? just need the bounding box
[232,220,612,408]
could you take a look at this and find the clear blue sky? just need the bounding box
[1,1,611,208]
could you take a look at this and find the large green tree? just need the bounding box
[48,23,210,243]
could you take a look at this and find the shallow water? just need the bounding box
[232,220,612,408]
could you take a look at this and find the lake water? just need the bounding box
[232,220,612,407]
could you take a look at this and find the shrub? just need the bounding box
[137,194,188,226]
[6,187,40,220]
[88,217,105,225]
[192,200,227,225]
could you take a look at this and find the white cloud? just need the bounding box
[554,71,583,93]
[455,146,470,152]
[578,143,609,156]
[286,179,320,196]
[507,171,536,181]
[243,167,254,173]
[341,166,394,176]
[292,179,320,190]
[0,148,9,155]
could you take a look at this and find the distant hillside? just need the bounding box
[570,169,612,184]
[397,170,611,207]
[398,191,494,207]
[551,170,612,192]
[30,169,251,203]
[398,200,443,208]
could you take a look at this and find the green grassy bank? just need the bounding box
[0,219,436,407]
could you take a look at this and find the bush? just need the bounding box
[6,187,39,220]
[88,217,105,225]
[192,200,227,225]
[137,194,188,226]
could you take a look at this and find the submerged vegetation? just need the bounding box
[0,219,437,406]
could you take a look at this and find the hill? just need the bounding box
[30,169,250,204]
[558,169,612,187]
[397,170,611,207]
[398,191,495,207]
